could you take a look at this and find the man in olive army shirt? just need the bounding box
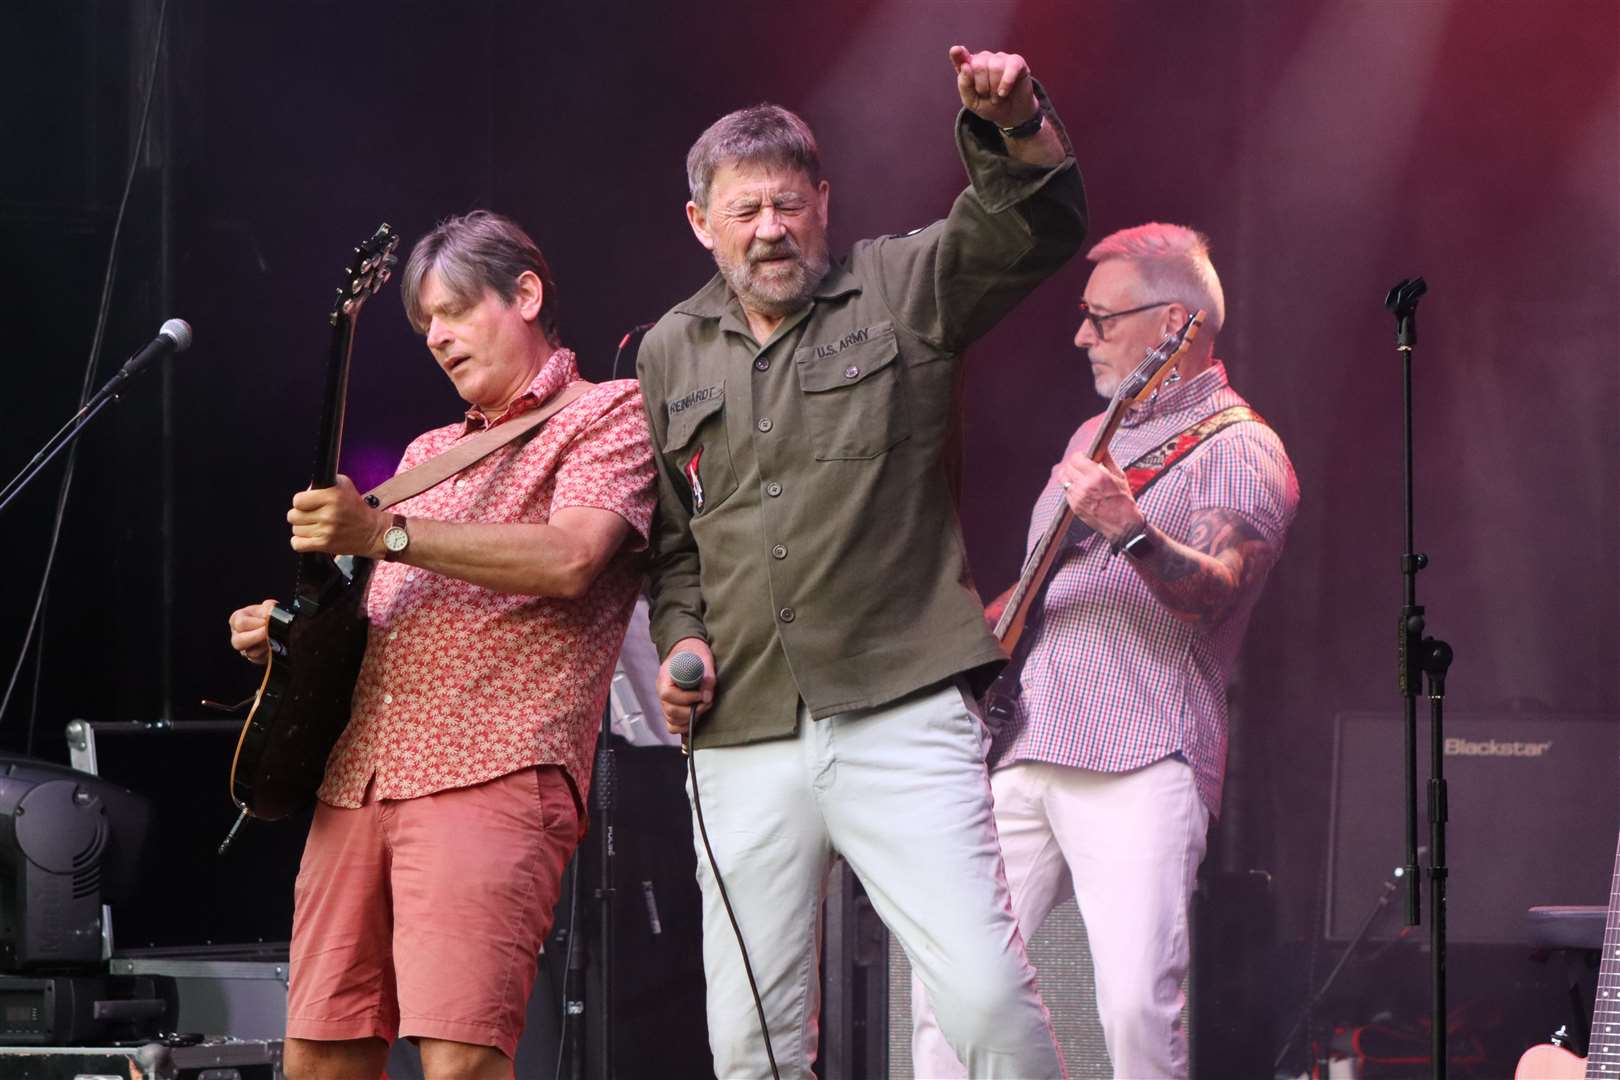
[637,46,1087,1079]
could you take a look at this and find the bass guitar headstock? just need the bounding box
[329,223,400,326]
[1114,310,1207,409]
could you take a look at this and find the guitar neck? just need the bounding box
[1586,829,1620,1076]
[294,306,362,606]
[310,315,358,489]
[993,397,1130,647]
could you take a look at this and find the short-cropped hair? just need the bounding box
[1087,223,1225,336]
[401,210,560,343]
[686,104,821,209]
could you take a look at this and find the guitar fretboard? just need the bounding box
[1587,828,1620,1076]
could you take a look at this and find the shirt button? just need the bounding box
[779,607,796,623]
[754,357,770,372]
[405,572,417,582]
[766,481,782,497]
[382,693,393,705]
[771,544,787,560]
[844,364,860,379]
[757,417,773,433]
[387,630,398,641]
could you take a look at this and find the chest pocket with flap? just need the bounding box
[792,322,909,461]
[662,381,739,515]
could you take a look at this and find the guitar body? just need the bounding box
[1514,1042,1584,1078]
[230,558,372,820]
[983,596,1044,727]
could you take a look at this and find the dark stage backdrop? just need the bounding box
[2,0,1617,1070]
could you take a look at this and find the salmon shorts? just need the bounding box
[285,766,580,1058]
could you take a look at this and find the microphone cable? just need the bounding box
[609,320,657,381]
[671,652,781,1080]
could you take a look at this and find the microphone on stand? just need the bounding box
[123,318,193,377]
[0,318,194,516]
[82,318,193,413]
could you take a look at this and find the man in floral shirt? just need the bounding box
[227,211,654,1080]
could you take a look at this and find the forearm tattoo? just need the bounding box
[1135,508,1272,624]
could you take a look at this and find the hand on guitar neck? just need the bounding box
[1051,447,1144,550]
[289,475,391,559]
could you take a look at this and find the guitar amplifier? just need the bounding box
[1326,711,1619,944]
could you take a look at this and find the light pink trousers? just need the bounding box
[912,756,1210,1080]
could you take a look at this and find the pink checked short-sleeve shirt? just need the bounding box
[316,348,656,810]
[990,362,1299,818]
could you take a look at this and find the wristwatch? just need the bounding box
[998,108,1045,140]
[1120,525,1155,560]
[382,514,410,561]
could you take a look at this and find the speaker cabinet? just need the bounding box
[1326,711,1618,944]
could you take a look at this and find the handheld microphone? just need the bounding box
[668,651,706,754]
[669,650,706,692]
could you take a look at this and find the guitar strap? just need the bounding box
[1049,405,1271,589]
[361,380,594,511]
[1118,404,1268,499]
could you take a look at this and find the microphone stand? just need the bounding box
[1387,277,1456,1080]
[591,705,617,1080]
[0,342,173,516]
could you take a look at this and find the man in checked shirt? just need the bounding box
[913,223,1300,1080]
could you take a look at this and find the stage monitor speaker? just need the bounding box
[887,895,1114,1078]
[1326,711,1618,945]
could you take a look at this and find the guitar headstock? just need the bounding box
[329,223,401,326]
[1114,310,1207,408]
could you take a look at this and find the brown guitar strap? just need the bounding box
[362,381,594,511]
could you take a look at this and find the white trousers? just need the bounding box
[912,757,1211,1080]
[687,682,1065,1079]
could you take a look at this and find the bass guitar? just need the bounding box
[983,310,1204,725]
[1514,828,1620,1077]
[219,224,399,849]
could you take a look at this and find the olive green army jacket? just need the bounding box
[637,94,1088,748]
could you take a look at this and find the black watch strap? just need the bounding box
[997,109,1045,140]
[1120,526,1155,560]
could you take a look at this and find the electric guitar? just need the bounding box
[221,224,399,843]
[1513,829,1620,1077]
[982,311,1204,725]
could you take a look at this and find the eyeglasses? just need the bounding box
[1077,300,1174,341]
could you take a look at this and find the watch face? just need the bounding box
[384,526,408,553]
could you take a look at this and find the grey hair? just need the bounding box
[686,104,821,209]
[1087,223,1225,336]
[400,210,560,343]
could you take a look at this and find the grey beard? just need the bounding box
[716,248,829,318]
